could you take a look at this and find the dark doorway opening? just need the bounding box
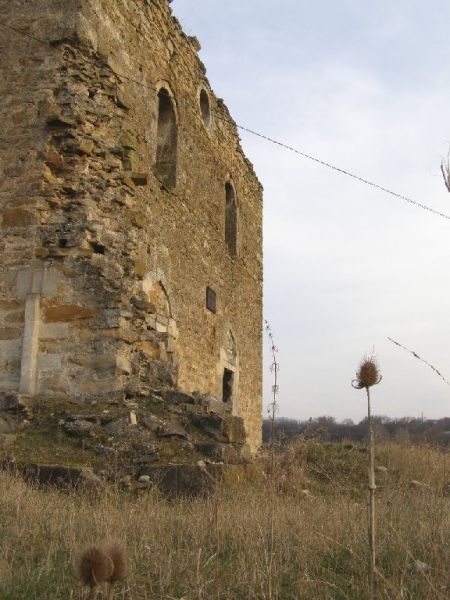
[222,368,234,403]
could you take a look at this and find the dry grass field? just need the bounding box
[0,442,448,599]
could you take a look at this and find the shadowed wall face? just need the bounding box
[0,0,263,451]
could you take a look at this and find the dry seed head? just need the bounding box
[354,355,381,389]
[102,542,128,582]
[77,546,113,587]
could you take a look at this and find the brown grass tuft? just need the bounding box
[77,546,113,587]
[103,542,128,582]
[354,355,381,389]
[1,442,448,599]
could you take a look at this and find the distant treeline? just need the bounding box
[263,416,450,446]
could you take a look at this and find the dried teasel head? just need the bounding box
[102,542,128,582]
[352,355,382,389]
[77,546,113,588]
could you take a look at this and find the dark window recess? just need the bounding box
[199,89,211,128]
[222,368,234,403]
[206,287,217,313]
[225,182,237,257]
[154,88,178,189]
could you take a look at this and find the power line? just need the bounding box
[235,125,450,222]
[388,337,450,387]
[1,18,450,222]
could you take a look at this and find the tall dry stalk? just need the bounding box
[352,354,382,600]
[199,463,221,600]
[265,320,279,600]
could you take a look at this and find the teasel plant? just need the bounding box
[265,319,279,600]
[77,541,128,600]
[352,354,382,600]
[199,463,222,600]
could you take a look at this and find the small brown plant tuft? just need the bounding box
[77,542,128,599]
[353,355,382,389]
[102,542,128,582]
[77,546,113,598]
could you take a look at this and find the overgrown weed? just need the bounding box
[0,442,448,599]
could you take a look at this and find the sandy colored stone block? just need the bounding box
[0,300,22,311]
[1,208,34,228]
[0,328,21,340]
[40,323,69,340]
[116,354,131,374]
[0,340,22,358]
[37,353,62,372]
[44,304,97,322]
[38,375,68,394]
[16,268,59,299]
[134,259,147,277]
[69,353,116,369]
[77,379,122,395]
[136,341,160,359]
[45,147,66,172]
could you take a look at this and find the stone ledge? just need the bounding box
[138,463,262,497]
[1,461,104,494]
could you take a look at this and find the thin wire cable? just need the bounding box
[234,125,450,222]
[388,337,450,387]
[1,17,450,222]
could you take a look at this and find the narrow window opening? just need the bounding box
[222,368,234,403]
[225,182,237,257]
[199,89,211,128]
[154,88,178,189]
[206,287,216,313]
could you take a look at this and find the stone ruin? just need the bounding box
[0,0,263,490]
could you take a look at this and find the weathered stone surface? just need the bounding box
[103,417,134,437]
[0,434,17,449]
[24,464,104,492]
[130,172,148,185]
[63,419,96,437]
[157,422,190,440]
[0,0,263,455]
[43,304,97,322]
[195,442,251,464]
[1,209,35,228]
[223,416,247,444]
[0,393,18,412]
[198,394,231,416]
[0,416,17,434]
[191,413,224,441]
[163,390,197,405]
[139,463,261,496]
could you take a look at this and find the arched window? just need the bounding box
[154,88,178,189]
[199,89,211,129]
[225,182,237,257]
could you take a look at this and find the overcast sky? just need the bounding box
[173,0,450,423]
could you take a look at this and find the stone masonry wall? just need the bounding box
[0,0,263,452]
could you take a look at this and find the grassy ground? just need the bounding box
[0,441,448,599]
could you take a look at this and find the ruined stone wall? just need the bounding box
[0,0,82,395]
[0,0,263,452]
